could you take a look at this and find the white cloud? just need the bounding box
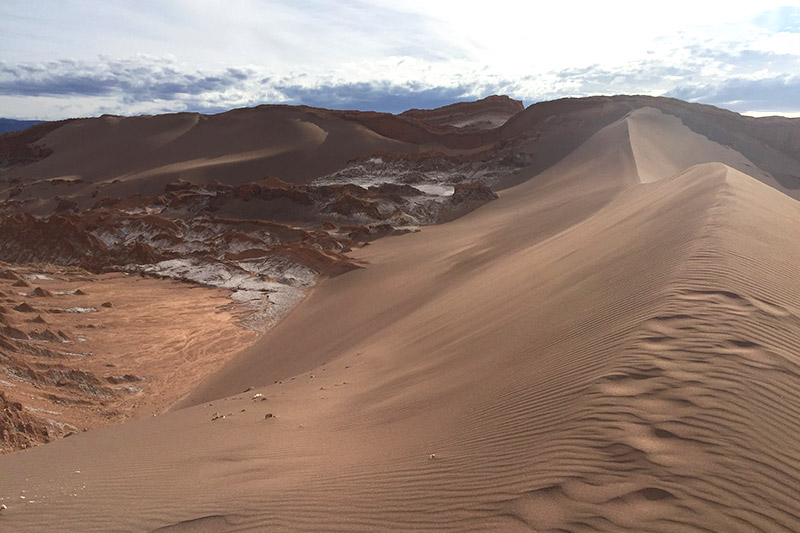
[743,110,800,118]
[2,1,800,118]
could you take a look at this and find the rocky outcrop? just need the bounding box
[451,182,498,204]
[0,214,109,268]
[0,391,51,452]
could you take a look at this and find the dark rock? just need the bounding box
[31,287,53,297]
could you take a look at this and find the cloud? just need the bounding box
[0,58,253,101]
[274,82,481,113]
[667,76,800,113]
[3,2,800,119]
[0,56,502,117]
[1,30,800,120]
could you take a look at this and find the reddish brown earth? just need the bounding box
[0,261,257,452]
[0,391,50,451]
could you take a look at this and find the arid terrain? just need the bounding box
[0,262,257,450]
[0,95,799,531]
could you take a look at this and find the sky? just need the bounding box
[1,1,800,120]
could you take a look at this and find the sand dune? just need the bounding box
[1,103,800,531]
[626,107,759,183]
[0,107,416,213]
[498,96,800,198]
[401,95,524,130]
[2,95,797,215]
[0,101,508,211]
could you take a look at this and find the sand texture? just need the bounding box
[1,103,799,531]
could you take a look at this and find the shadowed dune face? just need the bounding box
[625,107,759,183]
[1,101,799,531]
[496,95,800,198]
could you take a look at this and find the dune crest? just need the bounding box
[626,107,761,183]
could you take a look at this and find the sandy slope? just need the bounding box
[3,95,797,216]
[0,106,419,209]
[496,96,800,200]
[401,95,524,130]
[2,108,800,531]
[0,98,516,209]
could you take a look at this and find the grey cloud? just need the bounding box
[0,57,501,115]
[2,43,800,120]
[274,82,484,113]
[667,76,800,112]
[0,59,254,102]
[555,62,696,87]
[532,42,800,112]
[682,45,800,73]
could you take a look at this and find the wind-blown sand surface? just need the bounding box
[1,107,799,531]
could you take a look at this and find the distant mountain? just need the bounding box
[0,118,42,135]
[2,95,798,204]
